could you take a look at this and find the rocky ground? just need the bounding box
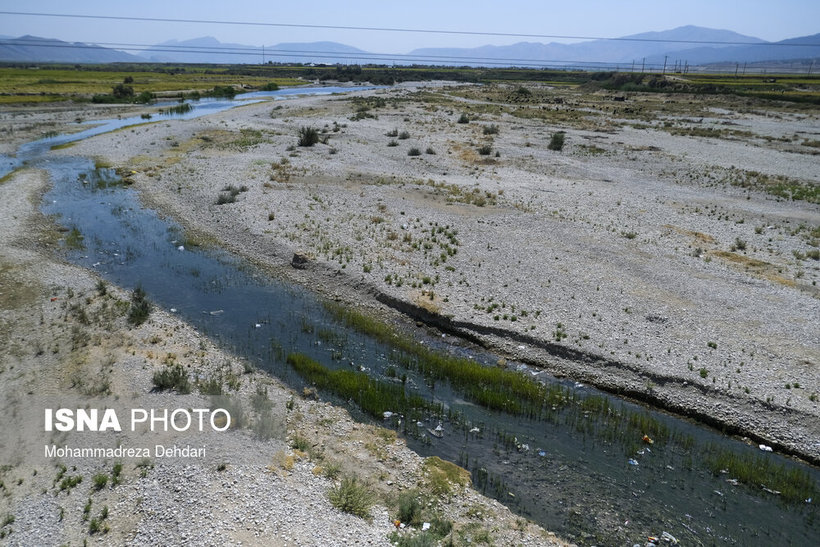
[0,163,566,543]
[46,81,818,461]
[1,79,818,544]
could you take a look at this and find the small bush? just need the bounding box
[548,132,565,151]
[127,286,152,326]
[731,238,747,252]
[398,131,411,140]
[457,113,470,124]
[397,490,424,525]
[92,473,108,491]
[425,147,436,155]
[408,147,422,157]
[387,140,399,147]
[152,364,191,393]
[386,128,399,137]
[297,126,320,147]
[328,475,375,519]
[477,144,493,156]
[482,124,499,135]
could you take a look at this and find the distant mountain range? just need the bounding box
[1,26,817,68]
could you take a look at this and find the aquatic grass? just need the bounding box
[703,445,817,505]
[286,352,442,420]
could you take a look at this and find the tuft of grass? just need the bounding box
[328,475,375,520]
[457,113,470,123]
[482,124,499,135]
[477,144,493,156]
[92,473,108,491]
[408,147,422,157]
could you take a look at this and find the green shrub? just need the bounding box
[398,131,411,140]
[397,490,423,525]
[152,364,191,393]
[298,126,320,147]
[127,286,152,326]
[477,144,493,156]
[92,473,108,491]
[482,124,499,135]
[408,147,422,157]
[457,113,470,123]
[328,475,375,519]
[261,82,280,91]
[548,132,565,151]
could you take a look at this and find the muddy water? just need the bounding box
[3,88,817,545]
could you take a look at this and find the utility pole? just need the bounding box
[262,45,265,65]
[662,56,668,75]
[809,60,815,76]
[642,57,645,73]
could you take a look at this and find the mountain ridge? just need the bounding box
[0,26,817,67]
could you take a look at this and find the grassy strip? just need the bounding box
[704,445,816,505]
[286,352,442,420]
[324,303,565,417]
[324,304,817,505]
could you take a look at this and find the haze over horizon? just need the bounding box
[1,0,818,55]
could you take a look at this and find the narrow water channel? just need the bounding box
[4,88,817,546]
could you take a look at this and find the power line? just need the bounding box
[2,10,818,47]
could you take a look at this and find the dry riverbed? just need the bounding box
[1,79,818,543]
[0,131,566,543]
[57,81,819,461]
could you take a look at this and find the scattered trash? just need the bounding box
[628,459,639,466]
[208,310,224,316]
[383,411,393,420]
[170,308,177,313]
[642,434,654,444]
[537,450,547,457]
[806,498,812,504]
[254,323,262,328]
[177,245,184,251]
[726,478,738,486]
[428,423,443,438]
[713,490,723,497]
[762,487,781,495]
[574,382,585,389]
[469,427,480,434]
[392,519,401,529]
[416,421,424,428]
[421,522,431,531]
[50,297,58,302]
[759,444,773,452]
[661,531,679,544]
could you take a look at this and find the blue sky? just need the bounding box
[1,1,817,53]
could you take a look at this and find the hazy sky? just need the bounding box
[1,1,818,53]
